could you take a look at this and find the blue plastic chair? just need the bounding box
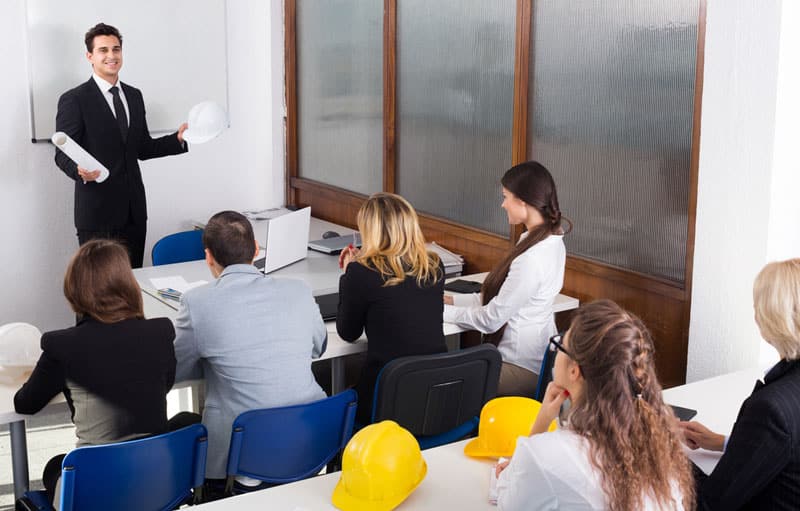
[225,389,357,492]
[371,344,501,449]
[151,229,205,266]
[534,332,562,401]
[21,424,208,511]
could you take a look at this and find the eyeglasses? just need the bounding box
[548,332,575,360]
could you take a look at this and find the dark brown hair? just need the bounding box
[85,23,122,52]
[64,239,143,323]
[202,211,256,267]
[481,161,568,344]
[565,300,695,511]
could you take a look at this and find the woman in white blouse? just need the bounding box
[444,161,567,396]
[496,300,695,511]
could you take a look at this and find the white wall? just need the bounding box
[760,0,800,367]
[0,0,285,331]
[687,0,787,381]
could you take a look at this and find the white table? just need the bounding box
[194,438,496,510]
[191,368,763,509]
[662,367,761,474]
[136,264,579,394]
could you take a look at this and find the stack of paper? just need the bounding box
[427,242,464,277]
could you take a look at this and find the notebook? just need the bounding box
[308,233,362,254]
[253,207,311,273]
[314,292,339,321]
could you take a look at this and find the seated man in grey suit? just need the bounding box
[172,210,327,486]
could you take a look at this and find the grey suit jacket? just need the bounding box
[173,264,327,478]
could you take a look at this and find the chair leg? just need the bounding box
[326,451,343,474]
[192,485,204,505]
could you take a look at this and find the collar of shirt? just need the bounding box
[92,73,121,93]
[92,73,129,122]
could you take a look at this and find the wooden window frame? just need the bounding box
[284,0,706,386]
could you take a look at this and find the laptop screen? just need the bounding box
[258,207,311,273]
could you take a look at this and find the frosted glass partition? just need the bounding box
[396,0,516,236]
[296,0,383,194]
[528,1,699,283]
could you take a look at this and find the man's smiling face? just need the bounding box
[86,34,122,83]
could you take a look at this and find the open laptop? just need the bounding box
[254,207,311,273]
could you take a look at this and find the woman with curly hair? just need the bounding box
[496,300,694,510]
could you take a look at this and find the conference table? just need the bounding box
[134,216,581,394]
[192,367,764,510]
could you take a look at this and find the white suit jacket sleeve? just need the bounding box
[443,252,539,334]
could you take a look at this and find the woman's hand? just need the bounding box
[531,382,569,435]
[443,295,454,305]
[495,459,510,477]
[678,421,726,451]
[338,244,359,271]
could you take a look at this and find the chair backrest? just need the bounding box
[59,424,208,511]
[226,389,358,484]
[372,344,502,439]
[534,333,560,401]
[151,230,205,266]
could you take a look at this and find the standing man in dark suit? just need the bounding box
[55,23,188,268]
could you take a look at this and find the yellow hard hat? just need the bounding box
[464,397,557,458]
[332,420,427,511]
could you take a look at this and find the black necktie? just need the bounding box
[109,86,128,142]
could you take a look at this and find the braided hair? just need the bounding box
[564,300,695,511]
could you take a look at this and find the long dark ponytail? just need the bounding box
[481,161,569,345]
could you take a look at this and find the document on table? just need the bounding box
[142,276,207,311]
[149,276,208,294]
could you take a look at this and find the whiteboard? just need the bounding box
[26,0,229,141]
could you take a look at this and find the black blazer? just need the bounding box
[698,359,800,510]
[55,78,187,231]
[14,317,176,442]
[337,261,447,422]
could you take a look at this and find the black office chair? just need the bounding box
[371,344,502,449]
[534,332,562,401]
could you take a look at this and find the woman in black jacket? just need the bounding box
[337,192,446,424]
[15,239,176,503]
[680,258,800,510]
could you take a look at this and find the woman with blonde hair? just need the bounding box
[337,192,446,423]
[680,258,800,510]
[15,239,176,504]
[496,300,694,510]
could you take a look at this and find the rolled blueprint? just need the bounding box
[51,131,110,183]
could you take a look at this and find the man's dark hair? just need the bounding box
[202,211,256,268]
[85,23,122,52]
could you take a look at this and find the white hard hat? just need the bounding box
[0,323,42,367]
[182,101,227,144]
